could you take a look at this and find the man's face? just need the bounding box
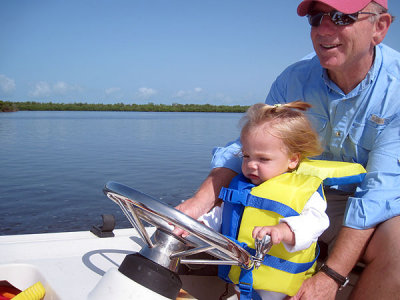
[310,3,377,74]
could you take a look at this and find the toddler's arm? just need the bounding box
[252,191,329,252]
[279,191,329,252]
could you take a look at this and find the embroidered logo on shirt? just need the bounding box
[370,114,385,125]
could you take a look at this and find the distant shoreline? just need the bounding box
[0,101,249,113]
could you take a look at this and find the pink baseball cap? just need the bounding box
[297,0,388,16]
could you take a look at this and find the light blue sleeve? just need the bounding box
[344,115,400,229]
[210,138,242,174]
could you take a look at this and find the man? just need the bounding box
[176,0,399,299]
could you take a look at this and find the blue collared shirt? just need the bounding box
[211,44,400,229]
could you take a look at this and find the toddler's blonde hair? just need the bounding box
[240,101,323,160]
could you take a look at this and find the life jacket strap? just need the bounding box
[245,245,320,274]
[238,267,262,300]
[323,173,366,186]
[220,187,300,218]
[225,236,319,274]
[238,267,253,300]
[247,195,300,218]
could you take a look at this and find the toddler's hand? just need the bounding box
[252,224,286,245]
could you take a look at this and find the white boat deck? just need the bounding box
[0,228,357,299]
[0,228,236,300]
[0,228,153,299]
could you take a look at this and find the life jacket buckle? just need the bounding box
[238,281,252,294]
[219,187,249,205]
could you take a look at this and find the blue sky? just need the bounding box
[1,1,399,105]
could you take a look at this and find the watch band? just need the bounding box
[319,263,349,290]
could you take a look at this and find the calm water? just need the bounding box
[0,111,242,235]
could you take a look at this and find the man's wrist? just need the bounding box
[318,263,349,290]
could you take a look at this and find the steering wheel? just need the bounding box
[103,181,253,270]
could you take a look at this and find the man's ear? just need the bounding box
[373,13,392,46]
[288,153,301,170]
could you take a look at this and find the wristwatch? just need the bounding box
[319,263,349,290]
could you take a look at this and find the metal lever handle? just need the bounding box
[254,235,272,269]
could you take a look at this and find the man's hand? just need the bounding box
[289,272,338,300]
[173,197,204,237]
[173,167,237,237]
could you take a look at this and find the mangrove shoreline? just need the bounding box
[0,101,249,113]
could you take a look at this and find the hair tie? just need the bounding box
[273,104,282,108]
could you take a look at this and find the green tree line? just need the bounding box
[0,101,249,113]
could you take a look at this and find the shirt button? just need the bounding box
[335,131,341,137]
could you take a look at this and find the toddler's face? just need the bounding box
[241,125,299,185]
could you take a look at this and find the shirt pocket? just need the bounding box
[348,118,386,151]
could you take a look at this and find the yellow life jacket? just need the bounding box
[218,159,366,297]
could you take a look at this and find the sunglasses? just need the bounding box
[307,11,378,27]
